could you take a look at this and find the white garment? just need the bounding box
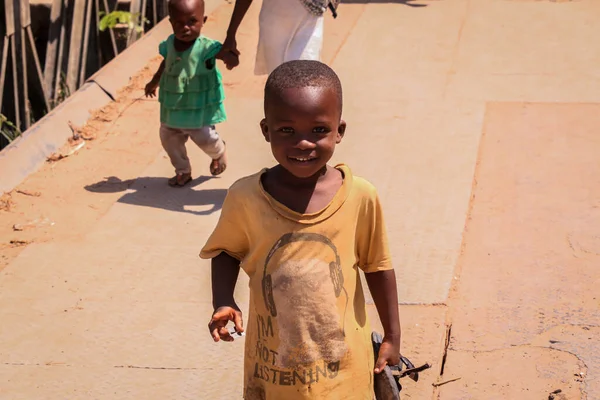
[254,0,325,76]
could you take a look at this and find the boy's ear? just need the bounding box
[260,119,270,142]
[203,16,207,23]
[336,120,346,143]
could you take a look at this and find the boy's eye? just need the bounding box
[313,126,329,134]
[279,127,294,134]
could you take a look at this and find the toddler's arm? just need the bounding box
[208,252,244,342]
[365,269,401,373]
[145,60,165,98]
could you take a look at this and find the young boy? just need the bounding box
[200,60,401,399]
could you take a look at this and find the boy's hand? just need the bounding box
[145,80,159,98]
[208,306,244,342]
[374,335,401,374]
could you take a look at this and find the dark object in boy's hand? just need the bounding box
[328,2,338,18]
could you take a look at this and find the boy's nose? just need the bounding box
[294,139,317,150]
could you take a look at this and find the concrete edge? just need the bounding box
[0,0,225,195]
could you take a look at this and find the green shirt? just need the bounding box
[158,35,226,129]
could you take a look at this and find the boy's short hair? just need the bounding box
[168,0,204,13]
[264,60,343,112]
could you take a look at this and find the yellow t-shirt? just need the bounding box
[200,164,392,400]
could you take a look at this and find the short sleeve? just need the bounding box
[200,186,250,261]
[158,39,168,58]
[356,185,393,273]
[202,39,223,61]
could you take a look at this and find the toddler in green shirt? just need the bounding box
[145,0,237,187]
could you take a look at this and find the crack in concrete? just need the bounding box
[114,365,199,370]
[2,362,200,371]
[2,362,71,367]
[439,324,452,376]
[448,322,598,370]
[436,343,589,400]
[447,343,590,371]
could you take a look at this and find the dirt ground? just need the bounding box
[1,0,600,398]
[0,66,162,271]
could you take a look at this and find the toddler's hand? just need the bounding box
[218,49,240,70]
[145,80,159,98]
[374,336,401,374]
[208,306,244,342]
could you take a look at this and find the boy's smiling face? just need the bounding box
[261,86,346,179]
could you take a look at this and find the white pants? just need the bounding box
[254,0,324,76]
[159,124,225,174]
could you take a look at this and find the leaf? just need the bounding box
[98,11,139,31]
[99,15,110,31]
[118,12,130,24]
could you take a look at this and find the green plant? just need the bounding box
[99,11,148,34]
[0,114,22,143]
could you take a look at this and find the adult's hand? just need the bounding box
[220,0,252,64]
[222,35,240,57]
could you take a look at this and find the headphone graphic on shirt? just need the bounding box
[261,232,348,334]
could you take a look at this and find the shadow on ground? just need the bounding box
[85,176,226,215]
[342,0,432,6]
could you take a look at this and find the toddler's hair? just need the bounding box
[265,60,343,111]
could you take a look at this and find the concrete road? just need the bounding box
[1,0,599,398]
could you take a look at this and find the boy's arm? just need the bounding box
[145,60,165,98]
[365,269,401,373]
[221,0,253,56]
[212,252,241,309]
[208,252,244,342]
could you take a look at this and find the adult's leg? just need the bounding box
[254,0,314,75]
[286,12,324,62]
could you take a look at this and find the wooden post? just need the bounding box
[127,0,141,46]
[0,36,9,113]
[44,0,64,100]
[19,0,50,115]
[102,0,118,56]
[4,0,22,129]
[53,0,69,103]
[26,26,50,111]
[10,35,20,128]
[19,2,30,128]
[66,0,86,93]
[79,0,93,84]
[152,0,157,27]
